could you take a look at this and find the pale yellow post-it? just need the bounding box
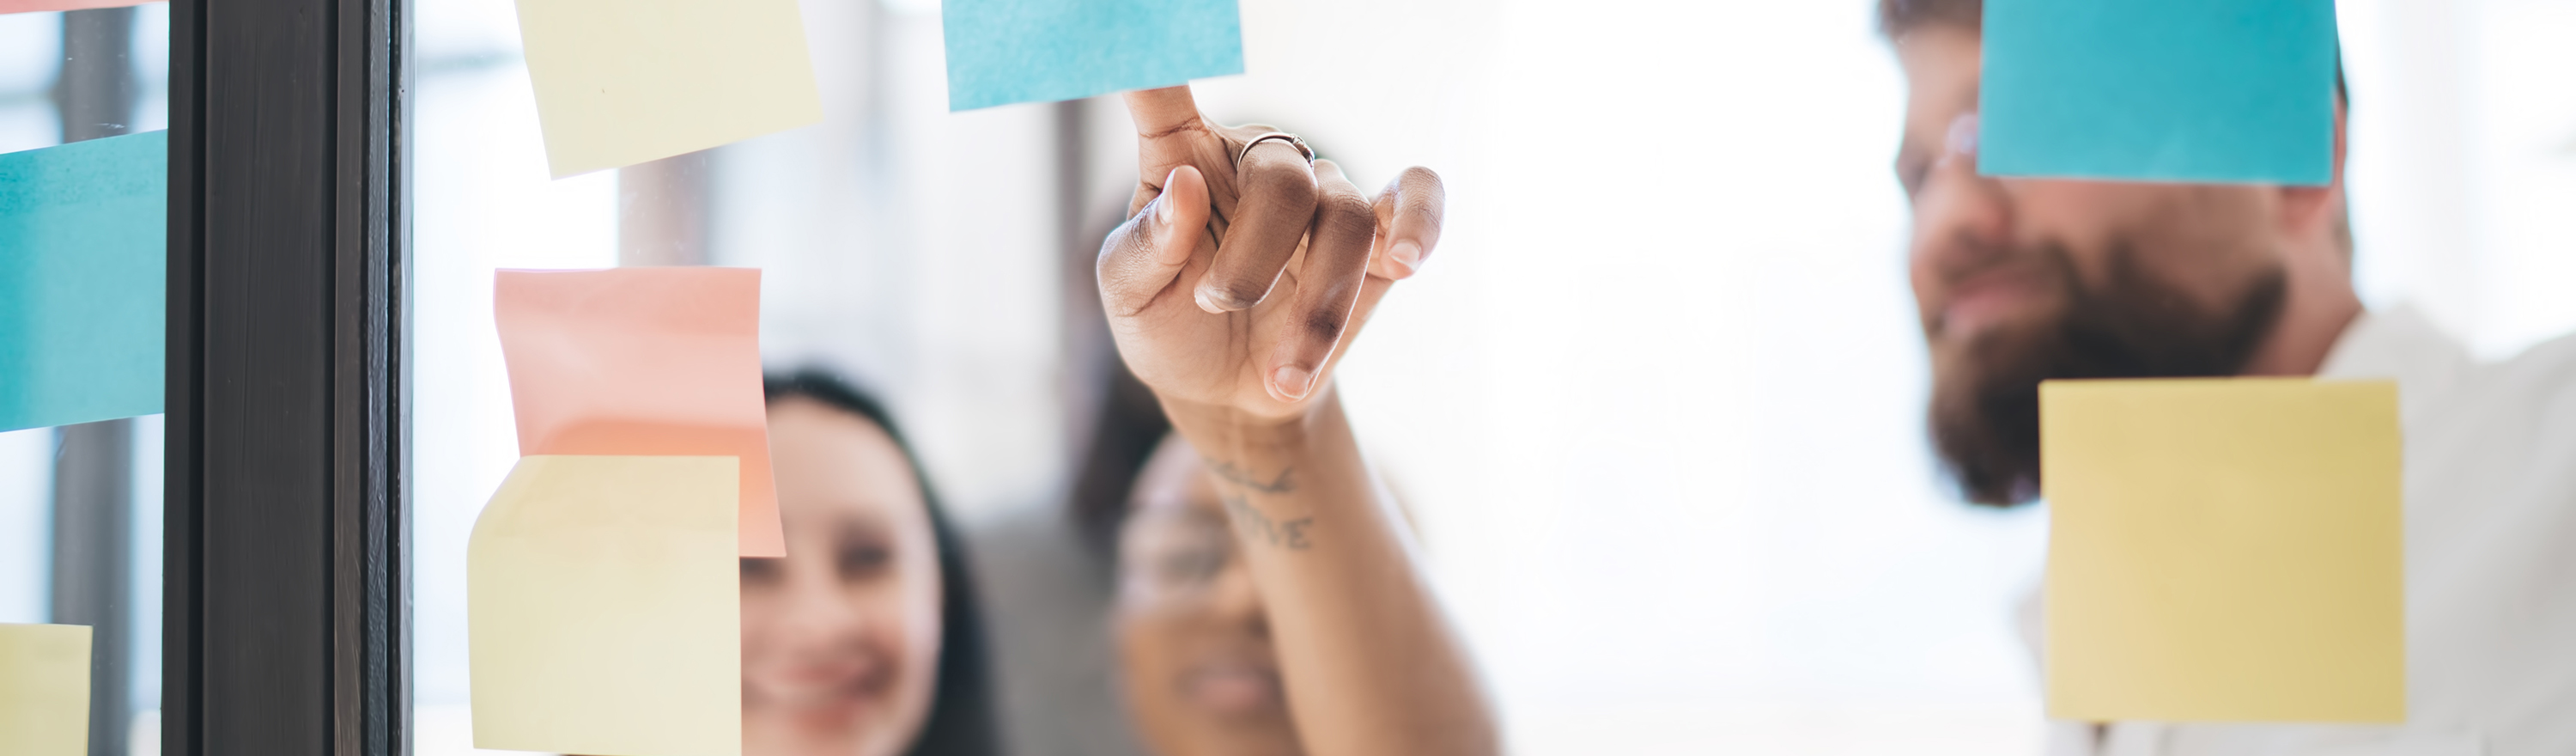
[470,455,740,756]
[2041,378,2403,722]
[0,624,92,756]
[515,0,823,178]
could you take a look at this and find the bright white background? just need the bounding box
[393,0,2576,754]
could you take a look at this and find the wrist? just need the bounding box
[1158,387,1340,464]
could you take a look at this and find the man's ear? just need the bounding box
[2276,97,2348,250]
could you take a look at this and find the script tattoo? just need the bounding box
[1221,492,1312,551]
[1206,460,1295,493]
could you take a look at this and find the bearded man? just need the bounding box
[1879,1,2576,753]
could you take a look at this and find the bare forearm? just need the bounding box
[1164,389,1499,756]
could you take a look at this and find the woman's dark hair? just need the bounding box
[1065,356,1170,562]
[762,369,1002,756]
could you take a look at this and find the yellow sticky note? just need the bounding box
[515,0,823,178]
[2041,378,2403,722]
[0,624,92,756]
[469,455,740,756]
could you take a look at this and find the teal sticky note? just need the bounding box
[942,0,1243,112]
[1979,0,2339,185]
[0,131,167,433]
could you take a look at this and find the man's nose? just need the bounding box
[1912,113,2014,276]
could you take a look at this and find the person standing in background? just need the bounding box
[1877,1,2576,753]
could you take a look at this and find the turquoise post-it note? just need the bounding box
[0,131,167,433]
[1978,0,2339,185]
[942,0,1243,112]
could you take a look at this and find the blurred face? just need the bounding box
[1114,437,1302,756]
[1893,25,2294,504]
[742,397,945,756]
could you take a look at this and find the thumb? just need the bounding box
[1099,165,1212,316]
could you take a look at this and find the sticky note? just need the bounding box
[514,0,823,177]
[2041,378,2403,722]
[0,0,159,13]
[495,267,784,557]
[0,624,92,756]
[1979,0,2339,184]
[469,455,739,756]
[0,131,166,434]
[942,0,1244,111]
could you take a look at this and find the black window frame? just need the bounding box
[162,0,409,752]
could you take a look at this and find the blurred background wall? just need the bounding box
[380,0,2576,754]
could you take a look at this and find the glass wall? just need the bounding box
[410,0,616,749]
[404,0,2576,754]
[0,6,170,756]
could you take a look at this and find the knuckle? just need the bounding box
[1400,165,1444,192]
[1308,158,1349,184]
[1321,189,1371,219]
[1215,273,1276,307]
[1401,196,1444,229]
[1097,216,1142,268]
[1317,194,1376,241]
[1250,159,1319,205]
[1303,307,1346,344]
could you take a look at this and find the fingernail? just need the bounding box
[1272,364,1315,400]
[1947,113,1979,157]
[1388,240,1423,274]
[1194,285,1230,314]
[1157,195,1175,225]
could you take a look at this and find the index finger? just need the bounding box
[1124,85,1205,139]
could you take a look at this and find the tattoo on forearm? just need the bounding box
[1206,460,1295,493]
[1222,492,1312,551]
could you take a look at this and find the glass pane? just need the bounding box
[410,0,1070,751]
[0,6,170,756]
[410,0,616,751]
[404,2,2576,755]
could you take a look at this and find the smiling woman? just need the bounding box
[750,371,1000,756]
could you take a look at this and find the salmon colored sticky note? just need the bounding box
[2041,377,2403,722]
[470,455,739,756]
[495,267,783,557]
[0,0,159,14]
[0,624,92,756]
[514,0,822,177]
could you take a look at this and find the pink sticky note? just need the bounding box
[494,268,785,558]
[0,0,158,14]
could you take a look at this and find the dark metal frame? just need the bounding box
[164,0,409,751]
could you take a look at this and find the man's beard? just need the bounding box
[1929,241,2288,506]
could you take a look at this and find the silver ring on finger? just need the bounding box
[1236,131,1314,165]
